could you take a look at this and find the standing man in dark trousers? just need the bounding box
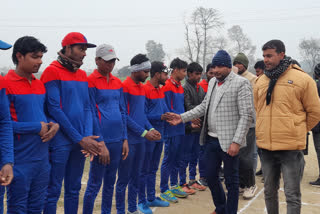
[41,32,105,214]
[166,50,254,214]
[233,53,258,199]
[254,40,320,214]
[0,40,14,214]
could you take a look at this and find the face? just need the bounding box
[206,68,215,82]
[188,71,202,83]
[159,72,169,85]
[65,44,87,62]
[175,68,187,82]
[136,69,150,83]
[16,51,43,73]
[96,58,116,74]
[263,48,285,70]
[234,63,246,74]
[255,68,264,77]
[212,66,231,82]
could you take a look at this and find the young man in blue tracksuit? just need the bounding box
[0,40,14,214]
[138,61,170,214]
[116,54,161,214]
[83,44,129,214]
[180,62,207,194]
[41,32,107,214]
[160,58,188,203]
[5,36,59,213]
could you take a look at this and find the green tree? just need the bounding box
[145,40,166,62]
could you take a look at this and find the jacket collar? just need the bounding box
[7,69,36,81]
[126,76,143,87]
[92,69,115,80]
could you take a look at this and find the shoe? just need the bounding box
[147,197,170,207]
[189,180,207,191]
[239,187,245,195]
[309,177,320,187]
[256,169,263,176]
[243,185,257,199]
[181,183,196,195]
[138,203,153,214]
[127,210,143,214]
[198,178,208,186]
[171,185,188,198]
[160,190,178,203]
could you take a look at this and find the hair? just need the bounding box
[206,63,212,72]
[150,61,166,78]
[130,54,149,66]
[262,39,285,54]
[169,57,188,70]
[12,36,47,65]
[254,60,265,70]
[187,62,203,74]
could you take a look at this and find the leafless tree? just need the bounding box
[299,38,320,71]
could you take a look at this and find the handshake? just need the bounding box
[161,112,201,129]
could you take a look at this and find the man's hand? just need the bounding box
[79,136,101,156]
[41,122,60,142]
[227,142,240,157]
[98,142,110,166]
[0,164,13,186]
[165,113,182,126]
[39,122,49,137]
[191,118,201,129]
[145,130,161,141]
[122,139,129,160]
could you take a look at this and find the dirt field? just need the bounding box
[53,134,320,214]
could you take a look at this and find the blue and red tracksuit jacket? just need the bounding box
[40,61,93,146]
[199,79,208,93]
[0,76,13,165]
[162,78,185,137]
[143,81,169,139]
[122,76,153,144]
[88,70,127,143]
[5,70,48,163]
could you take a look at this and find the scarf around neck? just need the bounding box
[57,51,83,72]
[264,56,292,105]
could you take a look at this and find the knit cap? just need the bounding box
[211,50,232,68]
[233,53,249,69]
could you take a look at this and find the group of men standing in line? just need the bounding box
[0,32,320,214]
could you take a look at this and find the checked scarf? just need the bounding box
[57,51,83,72]
[264,56,292,105]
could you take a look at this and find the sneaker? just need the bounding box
[243,185,257,199]
[309,178,320,187]
[160,190,178,203]
[171,185,188,198]
[256,169,263,176]
[198,178,208,186]
[127,210,143,214]
[189,180,207,191]
[239,187,245,195]
[181,183,196,195]
[138,203,152,214]
[147,197,170,207]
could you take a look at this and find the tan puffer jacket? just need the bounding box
[254,64,320,151]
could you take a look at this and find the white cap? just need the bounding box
[96,44,119,61]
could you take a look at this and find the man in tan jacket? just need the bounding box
[254,39,320,214]
[233,53,258,199]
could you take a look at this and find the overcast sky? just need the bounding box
[1,0,320,72]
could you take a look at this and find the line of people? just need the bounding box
[0,33,320,214]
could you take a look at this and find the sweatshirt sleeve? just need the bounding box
[119,88,128,140]
[88,86,104,142]
[303,77,320,131]
[12,122,42,134]
[0,88,14,165]
[84,84,93,138]
[42,74,83,144]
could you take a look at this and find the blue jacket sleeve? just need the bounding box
[84,86,93,138]
[164,90,179,114]
[123,92,146,136]
[145,98,162,121]
[44,80,83,144]
[0,89,14,165]
[12,122,42,134]
[89,87,104,142]
[119,88,128,140]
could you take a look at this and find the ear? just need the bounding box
[16,52,24,63]
[95,57,100,66]
[279,52,285,59]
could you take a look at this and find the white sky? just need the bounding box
[1,0,320,72]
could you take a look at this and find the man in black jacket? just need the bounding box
[179,62,207,194]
